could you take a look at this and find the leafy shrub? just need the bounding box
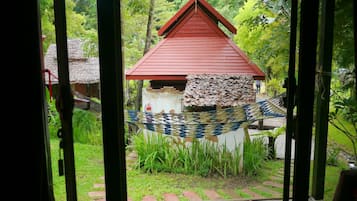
[326,145,341,166]
[132,132,243,177]
[72,108,102,145]
[46,93,102,145]
[46,98,61,138]
[243,137,268,176]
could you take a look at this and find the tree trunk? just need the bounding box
[268,136,276,159]
[131,0,156,135]
[135,0,155,112]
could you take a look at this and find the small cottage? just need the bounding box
[44,39,101,110]
[125,0,265,152]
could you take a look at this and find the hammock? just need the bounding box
[125,98,286,139]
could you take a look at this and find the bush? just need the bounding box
[326,145,340,166]
[243,137,268,176]
[72,108,102,145]
[132,132,243,177]
[46,96,102,145]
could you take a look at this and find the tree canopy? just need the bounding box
[39,0,355,98]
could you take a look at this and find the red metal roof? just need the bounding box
[125,0,265,81]
[158,0,237,36]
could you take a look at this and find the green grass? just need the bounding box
[307,159,348,201]
[317,165,346,201]
[216,189,232,199]
[50,138,344,201]
[256,159,284,182]
[127,169,258,201]
[235,189,251,198]
[51,138,104,201]
[328,119,356,154]
[250,187,273,197]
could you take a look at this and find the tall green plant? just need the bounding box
[252,126,286,159]
[45,90,61,138]
[132,133,243,177]
[329,69,357,165]
[72,108,102,145]
[45,89,102,145]
[243,137,268,176]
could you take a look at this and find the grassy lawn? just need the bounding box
[328,120,356,154]
[323,165,345,201]
[50,138,345,201]
[51,138,105,201]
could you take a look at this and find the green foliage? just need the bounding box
[233,0,290,80]
[72,108,103,145]
[133,132,270,178]
[265,78,284,97]
[45,88,102,145]
[121,0,175,68]
[40,0,98,55]
[132,132,243,177]
[50,138,343,201]
[252,126,285,159]
[47,99,61,138]
[255,126,286,139]
[329,69,357,165]
[326,144,341,167]
[90,97,101,104]
[333,0,354,68]
[51,138,104,201]
[243,137,268,176]
[40,0,56,51]
[73,0,98,30]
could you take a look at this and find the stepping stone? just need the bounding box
[263,181,283,189]
[128,198,133,201]
[221,189,242,199]
[164,193,180,201]
[241,188,264,199]
[269,175,283,182]
[88,191,105,199]
[93,183,105,188]
[204,189,221,200]
[254,185,281,197]
[276,170,285,177]
[142,195,157,201]
[183,191,202,201]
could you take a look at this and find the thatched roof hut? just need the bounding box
[44,39,100,84]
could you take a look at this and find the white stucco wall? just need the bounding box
[248,129,315,160]
[142,87,184,113]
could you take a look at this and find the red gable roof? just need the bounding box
[125,0,265,81]
[158,0,237,37]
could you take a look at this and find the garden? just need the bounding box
[46,90,355,201]
[40,0,356,200]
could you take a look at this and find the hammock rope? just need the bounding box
[125,97,286,139]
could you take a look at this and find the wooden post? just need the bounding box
[283,0,298,199]
[292,0,320,199]
[244,126,251,143]
[20,1,55,200]
[311,0,335,199]
[97,0,128,200]
[53,0,77,200]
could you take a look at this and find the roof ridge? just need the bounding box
[158,0,236,37]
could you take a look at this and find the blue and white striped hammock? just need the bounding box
[125,98,286,139]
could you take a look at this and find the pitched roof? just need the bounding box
[125,0,265,81]
[158,0,237,37]
[44,39,100,84]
